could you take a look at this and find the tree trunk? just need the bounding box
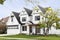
[43,27,46,35]
[46,24,51,35]
[46,27,49,35]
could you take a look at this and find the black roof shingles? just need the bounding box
[12,6,45,25]
[12,12,25,25]
[38,5,46,14]
[24,8,32,16]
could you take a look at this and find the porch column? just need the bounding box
[32,26,36,34]
[27,25,29,35]
[40,28,44,34]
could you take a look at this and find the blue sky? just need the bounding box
[0,0,60,19]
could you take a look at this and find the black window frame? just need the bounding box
[36,28,40,33]
[35,16,40,21]
[22,17,26,22]
[11,16,14,22]
[22,26,27,31]
[7,25,18,29]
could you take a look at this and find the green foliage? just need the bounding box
[56,22,60,29]
[39,7,60,31]
[39,22,47,28]
[0,0,5,4]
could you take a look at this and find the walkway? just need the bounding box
[0,37,36,40]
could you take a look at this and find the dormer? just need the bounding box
[19,8,32,23]
[32,6,42,14]
[32,6,45,24]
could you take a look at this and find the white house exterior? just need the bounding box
[6,12,21,35]
[6,5,60,35]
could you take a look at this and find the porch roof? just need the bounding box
[28,24,40,26]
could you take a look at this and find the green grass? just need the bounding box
[1,34,60,40]
[0,38,5,40]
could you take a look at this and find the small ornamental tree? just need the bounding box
[39,7,60,35]
[39,22,47,35]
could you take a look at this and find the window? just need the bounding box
[36,10,38,12]
[22,17,26,22]
[35,16,40,21]
[11,16,14,22]
[36,28,40,33]
[7,25,18,29]
[22,26,27,31]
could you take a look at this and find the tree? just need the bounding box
[55,9,60,29]
[0,22,6,34]
[38,7,59,35]
[40,7,60,35]
[39,22,47,35]
[0,0,5,4]
[25,0,60,35]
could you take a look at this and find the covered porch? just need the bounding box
[28,24,43,35]
[21,24,44,35]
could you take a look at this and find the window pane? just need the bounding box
[11,16,14,22]
[36,28,40,33]
[7,25,18,29]
[35,16,40,21]
[22,17,26,22]
[22,26,27,31]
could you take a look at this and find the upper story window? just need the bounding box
[11,16,14,22]
[35,16,40,21]
[22,17,26,22]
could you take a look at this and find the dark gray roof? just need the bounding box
[38,5,46,14]
[12,12,20,24]
[24,8,32,16]
[12,11,24,25]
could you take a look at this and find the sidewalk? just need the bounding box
[0,37,36,40]
[0,34,18,36]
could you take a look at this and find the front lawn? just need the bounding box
[2,34,60,40]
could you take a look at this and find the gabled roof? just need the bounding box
[38,5,46,13]
[12,11,25,25]
[12,12,20,24]
[24,8,32,16]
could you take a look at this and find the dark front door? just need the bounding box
[36,27,40,34]
[29,26,32,33]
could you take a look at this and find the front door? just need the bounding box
[36,27,40,34]
[29,27,32,33]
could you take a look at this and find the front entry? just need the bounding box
[29,26,40,35]
[29,27,32,33]
[36,27,40,34]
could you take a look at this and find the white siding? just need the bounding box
[32,13,43,24]
[7,25,20,35]
[6,13,19,25]
[6,13,21,35]
[49,26,60,34]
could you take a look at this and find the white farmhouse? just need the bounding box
[6,5,60,35]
